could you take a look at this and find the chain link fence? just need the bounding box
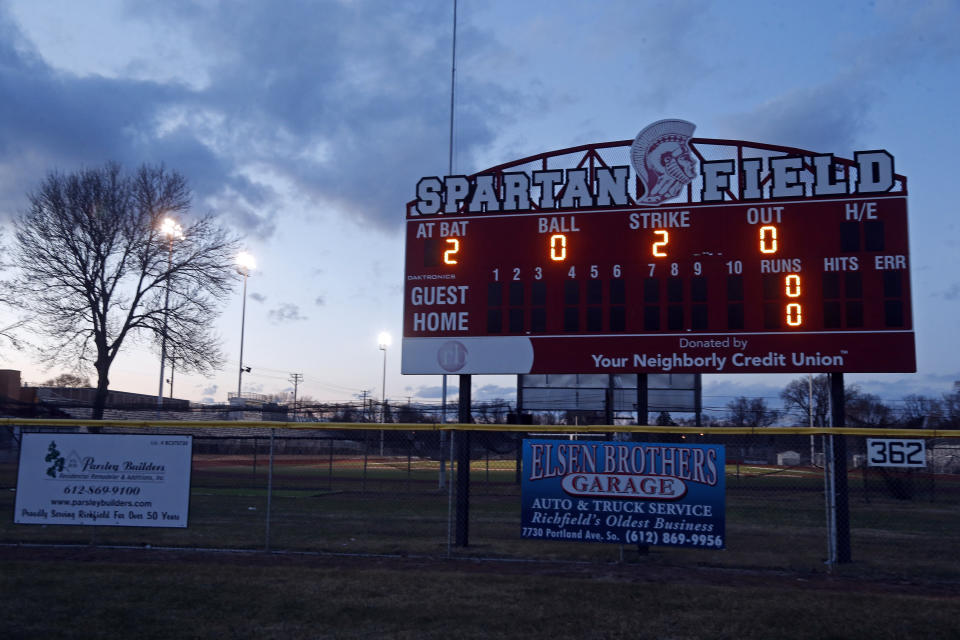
[2,420,958,580]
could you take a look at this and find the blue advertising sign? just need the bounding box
[521,439,725,549]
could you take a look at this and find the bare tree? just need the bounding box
[899,394,943,428]
[0,315,25,352]
[845,389,894,427]
[674,414,717,427]
[780,374,831,426]
[937,381,960,429]
[43,373,91,388]
[944,383,960,427]
[655,411,676,426]
[724,397,779,427]
[6,163,240,419]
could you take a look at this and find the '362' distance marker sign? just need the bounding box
[866,439,926,468]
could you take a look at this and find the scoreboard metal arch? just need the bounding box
[402,123,914,376]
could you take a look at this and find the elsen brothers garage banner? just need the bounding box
[522,439,725,548]
[15,433,192,528]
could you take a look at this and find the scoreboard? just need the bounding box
[401,134,915,376]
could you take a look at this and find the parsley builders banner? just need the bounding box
[521,439,725,548]
[15,433,192,528]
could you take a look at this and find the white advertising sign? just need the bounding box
[15,433,192,527]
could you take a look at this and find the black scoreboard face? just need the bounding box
[401,144,914,376]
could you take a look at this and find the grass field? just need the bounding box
[3,546,960,639]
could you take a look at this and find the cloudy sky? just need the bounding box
[0,0,958,416]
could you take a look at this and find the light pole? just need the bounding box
[236,251,256,399]
[157,217,184,409]
[378,331,391,455]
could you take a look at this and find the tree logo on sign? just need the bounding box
[45,441,65,478]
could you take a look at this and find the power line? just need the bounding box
[248,363,367,394]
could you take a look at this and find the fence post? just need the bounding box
[515,435,522,485]
[824,434,837,565]
[439,430,447,489]
[439,376,448,490]
[637,373,648,428]
[265,427,275,552]
[447,430,455,556]
[485,446,490,484]
[455,374,471,547]
[830,372,852,563]
[362,431,369,494]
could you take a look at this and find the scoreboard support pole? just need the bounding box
[830,372,852,563]
[637,374,649,427]
[694,375,703,428]
[605,375,614,427]
[515,379,524,484]
[455,374,472,547]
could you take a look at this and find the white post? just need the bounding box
[237,272,248,397]
[439,375,447,489]
[157,221,182,409]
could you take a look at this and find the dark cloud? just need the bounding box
[0,9,276,233]
[718,76,878,154]
[199,383,218,403]
[268,303,307,323]
[701,377,789,410]
[851,373,960,404]
[412,385,457,400]
[129,1,510,229]
[0,1,509,232]
[314,296,325,307]
[621,1,713,110]
[844,2,960,71]
[473,384,516,401]
[249,292,266,303]
[937,283,960,301]
[717,3,960,155]
[410,383,536,402]
[407,383,515,402]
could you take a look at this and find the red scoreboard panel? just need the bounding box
[402,158,914,377]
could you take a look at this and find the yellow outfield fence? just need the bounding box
[2,418,959,437]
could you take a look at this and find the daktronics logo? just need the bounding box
[561,473,687,500]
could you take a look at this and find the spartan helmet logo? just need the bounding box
[630,119,698,205]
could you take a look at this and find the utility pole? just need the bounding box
[358,390,372,422]
[289,373,303,420]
